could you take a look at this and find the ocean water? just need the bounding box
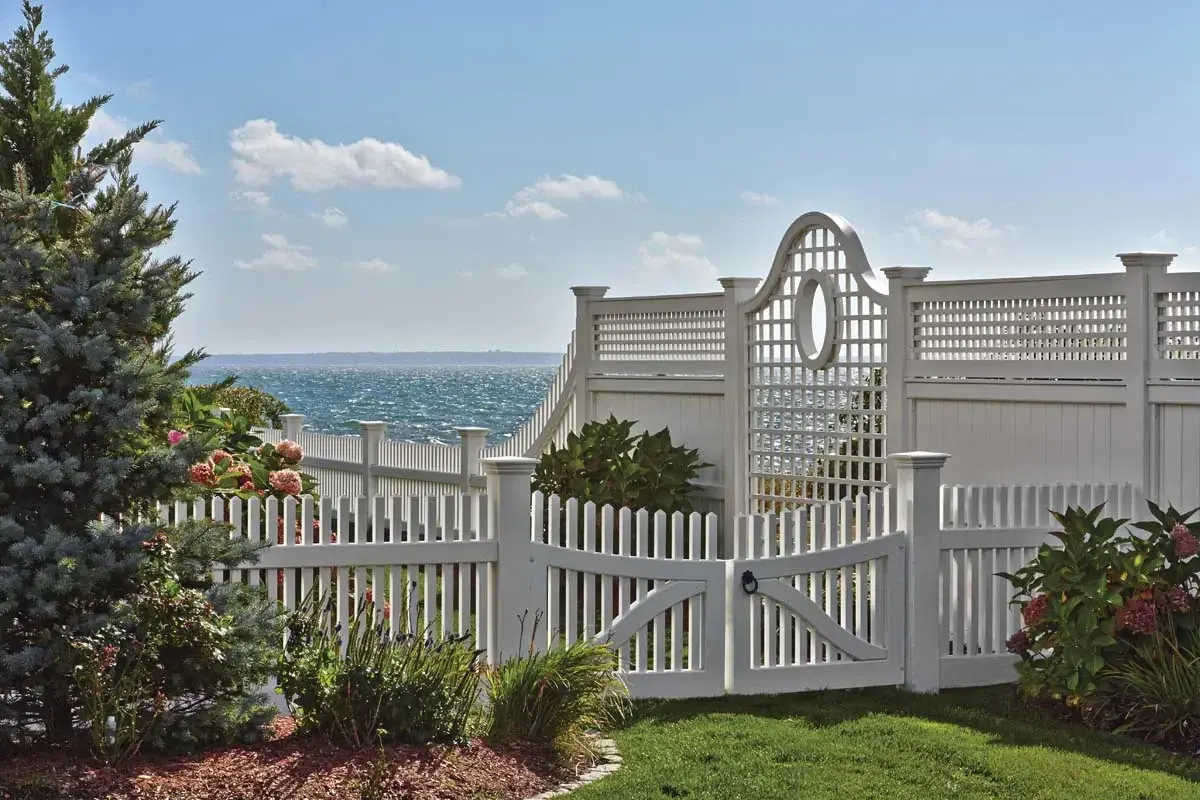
[188,364,557,446]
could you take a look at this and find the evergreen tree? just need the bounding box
[0,1,154,200]
[0,7,281,747]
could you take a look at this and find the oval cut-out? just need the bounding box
[792,269,838,369]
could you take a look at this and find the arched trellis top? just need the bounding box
[742,210,888,315]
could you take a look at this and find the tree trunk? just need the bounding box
[41,678,74,743]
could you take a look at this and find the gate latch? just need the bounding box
[740,570,759,596]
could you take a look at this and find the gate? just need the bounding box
[742,212,890,513]
[726,491,906,693]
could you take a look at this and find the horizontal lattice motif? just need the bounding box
[1156,291,1200,360]
[593,308,726,362]
[911,295,1127,361]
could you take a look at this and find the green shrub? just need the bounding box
[483,612,629,757]
[68,525,281,764]
[189,377,292,429]
[277,588,484,748]
[534,415,709,515]
[1004,500,1200,745]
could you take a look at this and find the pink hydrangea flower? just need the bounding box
[1005,629,1031,655]
[1164,586,1191,612]
[229,463,252,479]
[1117,596,1158,635]
[276,439,304,464]
[1171,524,1198,558]
[1022,593,1050,626]
[168,429,188,446]
[268,469,303,496]
[210,449,232,466]
[188,462,216,486]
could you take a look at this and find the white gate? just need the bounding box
[743,212,890,513]
[727,491,906,693]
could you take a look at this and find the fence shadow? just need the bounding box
[625,684,1200,783]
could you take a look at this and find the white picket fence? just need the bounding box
[153,453,1148,699]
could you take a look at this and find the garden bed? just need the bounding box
[0,717,585,800]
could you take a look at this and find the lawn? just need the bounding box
[570,685,1200,800]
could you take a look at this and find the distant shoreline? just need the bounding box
[198,352,562,368]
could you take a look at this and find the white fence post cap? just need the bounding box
[481,456,539,475]
[887,451,950,469]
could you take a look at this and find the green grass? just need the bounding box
[570,685,1200,800]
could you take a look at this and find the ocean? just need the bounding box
[188,356,559,446]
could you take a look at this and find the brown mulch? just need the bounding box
[0,718,583,800]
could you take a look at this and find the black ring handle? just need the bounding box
[740,570,759,596]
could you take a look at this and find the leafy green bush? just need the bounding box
[277,588,484,748]
[68,525,281,764]
[189,376,292,429]
[534,416,709,514]
[483,611,629,757]
[1004,501,1200,746]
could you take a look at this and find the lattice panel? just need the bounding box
[747,224,888,513]
[1156,291,1200,360]
[912,296,1127,362]
[593,308,725,362]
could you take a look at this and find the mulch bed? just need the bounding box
[0,717,583,800]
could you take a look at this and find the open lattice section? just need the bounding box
[911,295,1127,363]
[1156,290,1200,360]
[748,225,888,511]
[591,294,726,372]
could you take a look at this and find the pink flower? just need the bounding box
[1117,596,1158,635]
[168,430,188,446]
[276,439,304,464]
[1171,524,1199,558]
[229,463,252,479]
[1022,593,1050,626]
[189,462,216,486]
[268,469,303,496]
[1006,629,1031,655]
[383,602,392,618]
[210,449,232,466]
[1164,586,1191,612]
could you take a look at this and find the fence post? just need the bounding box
[455,426,491,492]
[570,286,609,429]
[280,413,305,440]
[882,268,931,473]
[1118,251,1174,498]
[719,276,761,557]
[482,456,542,663]
[359,421,388,499]
[888,450,949,694]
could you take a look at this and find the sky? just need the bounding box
[22,0,1200,354]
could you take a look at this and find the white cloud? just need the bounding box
[347,258,397,272]
[232,189,271,210]
[229,119,460,192]
[909,209,1015,250]
[1147,230,1197,255]
[741,190,777,206]
[494,263,529,280]
[493,174,625,220]
[313,207,348,229]
[235,233,318,271]
[638,231,717,279]
[85,108,202,174]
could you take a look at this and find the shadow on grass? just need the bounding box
[623,683,1200,783]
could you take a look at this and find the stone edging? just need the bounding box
[527,737,622,799]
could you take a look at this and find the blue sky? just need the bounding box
[25,0,1200,354]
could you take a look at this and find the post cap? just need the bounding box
[480,456,540,475]
[454,426,492,436]
[881,266,932,282]
[1117,252,1175,270]
[356,420,389,430]
[887,451,950,469]
[570,285,610,298]
[279,413,305,420]
[718,276,761,290]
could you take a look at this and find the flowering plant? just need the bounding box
[1002,501,1200,704]
[69,532,234,765]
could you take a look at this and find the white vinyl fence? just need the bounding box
[149,451,1152,700]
